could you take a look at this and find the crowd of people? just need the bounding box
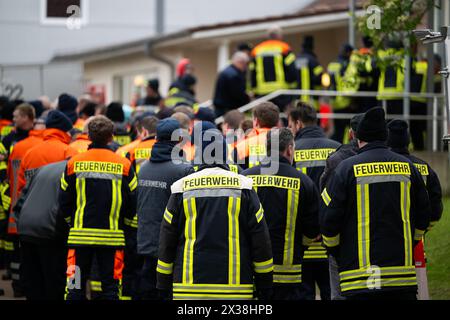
[0,86,443,300]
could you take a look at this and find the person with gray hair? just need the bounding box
[213,51,250,117]
[242,127,320,300]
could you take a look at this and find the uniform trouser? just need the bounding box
[20,240,67,300]
[346,289,417,300]
[331,108,352,144]
[123,229,143,299]
[410,101,427,151]
[272,285,305,300]
[299,260,331,300]
[7,235,23,294]
[328,255,346,300]
[138,256,158,300]
[66,247,124,300]
[0,219,7,270]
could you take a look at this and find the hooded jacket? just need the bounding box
[136,141,192,256]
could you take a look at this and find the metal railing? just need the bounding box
[213,89,446,152]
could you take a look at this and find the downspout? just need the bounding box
[144,42,175,82]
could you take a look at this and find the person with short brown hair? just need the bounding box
[222,110,244,135]
[252,102,280,128]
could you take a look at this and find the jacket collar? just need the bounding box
[150,140,177,163]
[357,141,388,154]
[76,133,90,141]
[43,128,71,144]
[28,129,45,138]
[88,142,113,150]
[295,126,325,140]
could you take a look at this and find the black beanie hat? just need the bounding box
[356,107,387,142]
[387,119,410,148]
[106,102,125,123]
[350,113,364,131]
[45,110,73,132]
[29,100,44,118]
[148,79,159,92]
[58,93,78,124]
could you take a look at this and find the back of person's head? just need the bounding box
[88,115,114,145]
[16,103,36,122]
[289,102,317,126]
[356,107,387,143]
[302,35,314,51]
[45,109,72,132]
[28,100,44,118]
[237,42,252,53]
[80,102,97,118]
[195,107,215,123]
[267,25,282,40]
[241,119,253,134]
[147,79,159,92]
[387,119,410,148]
[267,127,294,157]
[106,102,125,123]
[173,105,194,118]
[224,110,244,131]
[1,99,15,121]
[252,102,280,128]
[181,74,197,88]
[171,112,191,130]
[231,51,249,70]
[141,116,159,136]
[157,118,180,142]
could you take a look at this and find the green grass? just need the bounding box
[425,197,450,300]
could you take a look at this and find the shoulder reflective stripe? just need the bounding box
[183,175,241,191]
[274,274,302,283]
[323,234,340,247]
[321,188,331,206]
[414,228,425,241]
[74,178,86,229]
[129,174,137,191]
[353,162,411,177]
[61,173,69,191]
[248,175,300,190]
[157,259,174,275]
[357,183,370,268]
[76,172,122,180]
[356,175,410,184]
[253,258,273,274]
[183,189,241,199]
[313,65,324,76]
[182,197,197,284]
[340,277,417,292]
[74,161,123,174]
[400,181,413,266]
[228,196,241,284]
[164,209,173,224]
[294,149,335,163]
[414,163,429,176]
[340,266,416,282]
[285,52,296,66]
[283,188,299,265]
[255,204,264,223]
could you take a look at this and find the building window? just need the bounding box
[40,0,88,26]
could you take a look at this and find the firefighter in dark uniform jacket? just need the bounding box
[157,127,273,300]
[319,113,363,300]
[288,102,340,300]
[59,116,137,300]
[321,108,431,300]
[242,128,320,300]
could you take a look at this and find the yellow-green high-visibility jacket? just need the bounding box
[157,165,273,300]
[411,60,428,103]
[321,141,431,296]
[249,39,298,96]
[377,48,405,100]
[295,51,324,107]
[327,60,353,110]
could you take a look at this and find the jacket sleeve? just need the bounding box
[426,166,443,229]
[284,50,298,85]
[229,72,250,106]
[299,174,320,246]
[157,192,182,291]
[410,165,431,240]
[57,163,76,225]
[319,153,336,191]
[245,189,273,291]
[124,166,137,221]
[320,167,348,249]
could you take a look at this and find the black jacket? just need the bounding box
[157,164,273,300]
[137,141,193,256]
[294,126,341,188]
[391,147,443,228]
[242,157,320,285]
[213,64,250,116]
[16,161,69,244]
[320,141,431,296]
[320,139,359,190]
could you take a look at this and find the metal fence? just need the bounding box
[213,89,447,152]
